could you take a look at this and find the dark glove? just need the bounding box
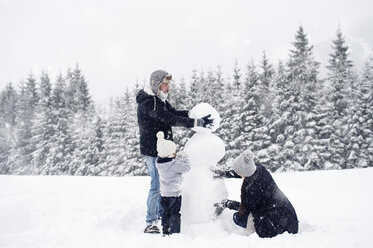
[213,199,228,218]
[196,114,214,128]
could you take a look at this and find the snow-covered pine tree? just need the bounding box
[267,61,287,171]
[346,68,366,168]
[0,83,18,127]
[240,58,272,168]
[240,61,261,148]
[8,74,39,174]
[243,61,259,94]
[218,62,244,166]
[212,65,229,169]
[122,88,145,176]
[258,52,275,118]
[326,27,355,169]
[203,69,217,105]
[355,59,373,167]
[250,54,276,169]
[66,64,93,115]
[88,116,106,175]
[43,73,73,175]
[169,77,192,149]
[0,83,18,174]
[259,52,275,87]
[189,69,202,107]
[277,26,320,171]
[306,82,335,170]
[67,65,96,175]
[102,94,131,176]
[214,65,226,113]
[167,78,179,106]
[73,115,106,176]
[232,60,242,95]
[177,77,189,109]
[30,72,55,174]
[198,69,208,102]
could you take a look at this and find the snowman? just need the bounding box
[181,103,228,224]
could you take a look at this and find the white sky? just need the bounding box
[1,0,372,104]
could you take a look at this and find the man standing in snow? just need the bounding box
[136,70,213,234]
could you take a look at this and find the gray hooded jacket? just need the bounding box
[156,154,191,197]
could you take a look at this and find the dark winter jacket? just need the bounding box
[237,163,298,238]
[136,89,195,157]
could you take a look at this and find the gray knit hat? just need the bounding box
[149,70,172,95]
[232,149,256,177]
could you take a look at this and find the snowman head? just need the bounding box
[189,103,221,133]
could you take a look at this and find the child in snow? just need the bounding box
[155,131,191,235]
[215,149,298,238]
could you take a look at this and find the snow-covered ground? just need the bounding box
[1,168,372,248]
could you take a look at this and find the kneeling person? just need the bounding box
[218,149,298,238]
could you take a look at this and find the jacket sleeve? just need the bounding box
[144,98,195,128]
[171,156,191,174]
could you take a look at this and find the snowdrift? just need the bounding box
[0,168,372,248]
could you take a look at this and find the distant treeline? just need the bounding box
[0,26,372,176]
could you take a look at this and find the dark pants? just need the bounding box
[234,208,299,238]
[161,196,182,235]
[254,209,298,238]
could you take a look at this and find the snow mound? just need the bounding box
[0,199,32,235]
[1,168,372,248]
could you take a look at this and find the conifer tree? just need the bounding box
[66,64,93,117]
[204,69,217,106]
[213,65,225,113]
[218,62,244,166]
[66,65,96,174]
[121,88,145,175]
[31,72,55,174]
[0,83,18,174]
[327,27,355,169]
[232,60,242,95]
[72,115,106,176]
[189,69,201,107]
[355,59,373,167]
[266,61,287,171]
[43,74,73,175]
[169,77,192,148]
[278,26,320,171]
[176,77,189,109]
[102,94,131,176]
[0,83,18,127]
[9,74,39,174]
[258,52,275,119]
[241,59,272,167]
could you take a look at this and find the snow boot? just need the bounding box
[144,225,160,234]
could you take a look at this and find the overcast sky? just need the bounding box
[1,0,372,104]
